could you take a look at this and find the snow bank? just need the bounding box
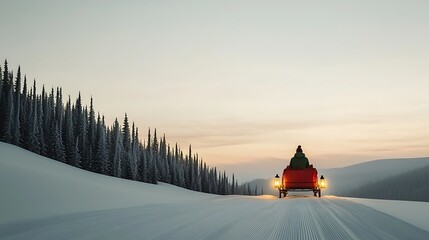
[346,197,429,232]
[0,142,216,224]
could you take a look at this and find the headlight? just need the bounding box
[319,175,327,189]
[274,174,280,188]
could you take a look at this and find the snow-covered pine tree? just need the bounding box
[40,87,50,156]
[146,128,153,182]
[19,75,28,146]
[141,141,148,182]
[63,96,79,167]
[98,115,112,175]
[131,123,135,178]
[55,88,65,162]
[107,125,115,176]
[199,160,205,192]
[224,171,228,195]
[217,172,222,194]
[178,152,184,187]
[202,163,209,193]
[184,155,190,188]
[11,66,21,145]
[166,143,173,184]
[164,136,170,183]
[4,71,14,143]
[36,90,45,156]
[146,128,158,184]
[55,88,63,135]
[134,127,141,180]
[122,113,132,179]
[25,81,40,153]
[94,114,108,174]
[51,122,65,162]
[137,140,147,182]
[212,167,218,194]
[21,78,31,149]
[195,155,202,192]
[173,143,182,186]
[74,92,86,169]
[130,123,139,180]
[232,174,235,195]
[42,87,65,162]
[152,129,160,182]
[111,118,123,177]
[187,146,194,190]
[0,60,14,143]
[158,134,168,183]
[81,106,89,169]
[103,117,113,175]
[87,97,96,172]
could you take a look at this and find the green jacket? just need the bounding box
[290,152,310,169]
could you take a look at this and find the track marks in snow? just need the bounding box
[0,196,427,240]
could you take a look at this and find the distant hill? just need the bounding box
[342,163,429,202]
[250,157,429,199]
[319,157,429,196]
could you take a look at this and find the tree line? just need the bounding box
[0,60,260,196]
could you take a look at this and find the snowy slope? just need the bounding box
[346,197,429,232]
[0,142,215,224]
[1,142,428,239]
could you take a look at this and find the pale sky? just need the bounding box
[1,0,429,181]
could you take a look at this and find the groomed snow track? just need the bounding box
[0,196,427,240]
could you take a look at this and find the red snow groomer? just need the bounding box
[274,165,326,198]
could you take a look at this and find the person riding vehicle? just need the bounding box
[289,145,310,169]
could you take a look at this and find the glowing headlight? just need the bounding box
[319,175,327,189]
[274,174,280,188]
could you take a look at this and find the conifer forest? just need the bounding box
[0,60,259,196]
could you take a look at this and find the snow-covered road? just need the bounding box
[1,196,426,240]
